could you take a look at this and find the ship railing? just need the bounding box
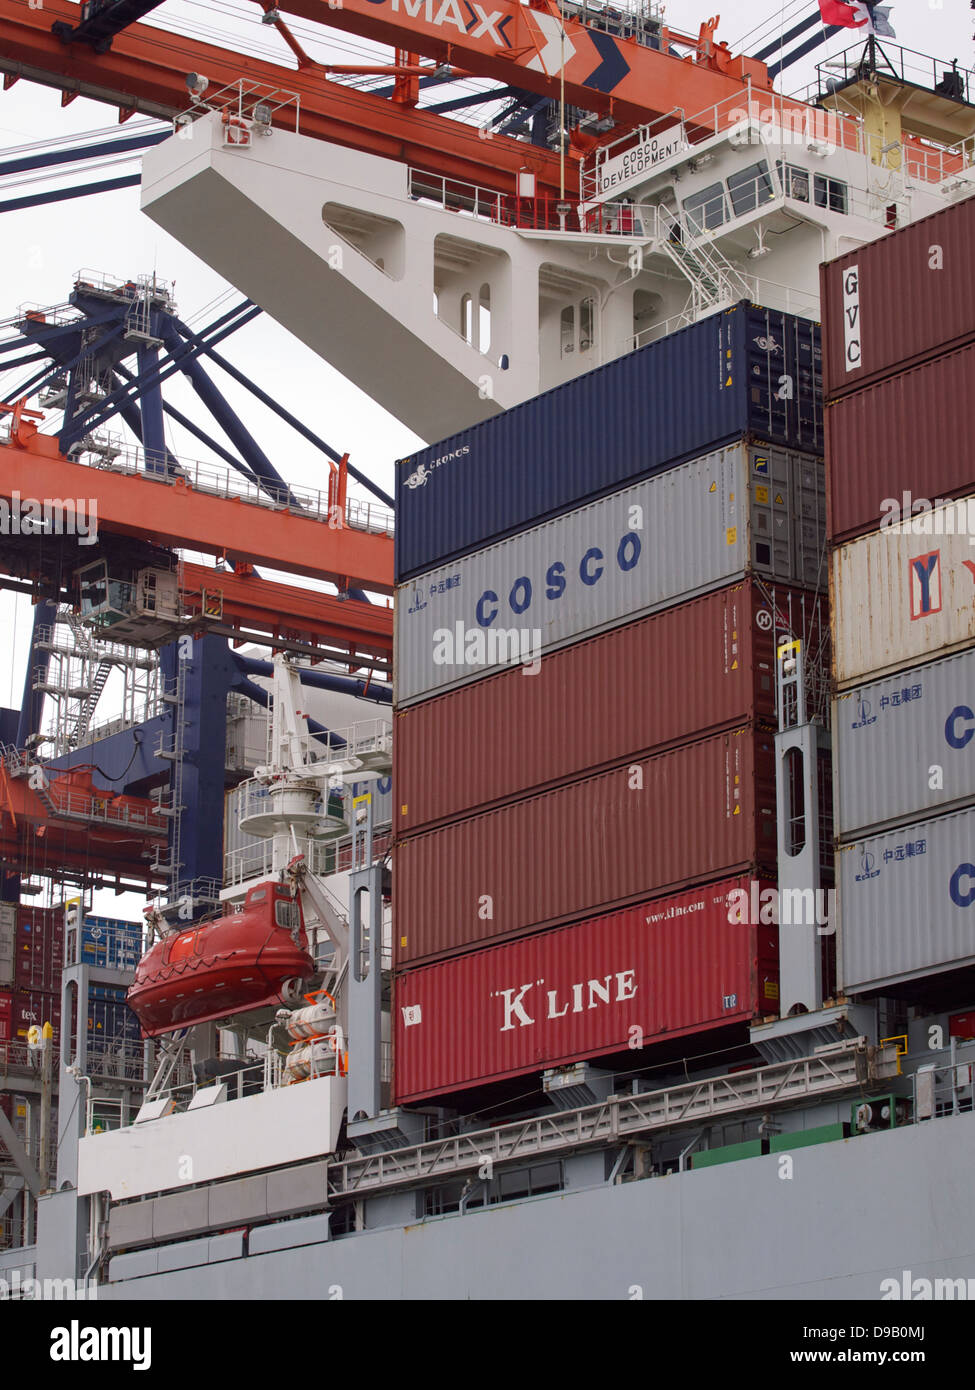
[807,40,974,111]
[408,167,567,233]
[86,1040,149,1084]
[40,781,168,834]
[581,88,865,203]
[86,1058,269,1131]
[50,433,394,537]
[73,267,175,307]
[30,625,156,666]
[224,838,275,887]
[911,1045,975,1122]
[624,272,822,354]
[0,743,27,775]
[316,717,392,764]
[174,78,301,139]
[0,1040,41,1075]
[559,0,662,49]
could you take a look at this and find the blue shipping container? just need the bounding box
[394,302,822,583]
[81,915,142,971]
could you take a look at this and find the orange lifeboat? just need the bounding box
[127,880,314,1037]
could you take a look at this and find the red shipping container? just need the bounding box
[821,194,975,401]
[393,877,779,1103]
[394,724,776,967]
[14,906,66,992]
[826,342,975,543]
[395,582,825,834]
[0,991,12,1043]
[13,990,60,1039]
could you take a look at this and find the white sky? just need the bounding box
[0,0,970,911]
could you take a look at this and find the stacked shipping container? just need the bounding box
[0,904,142,1045]
[392,301,829,1101]
[0,905,62,1043]
[822,194,975,996]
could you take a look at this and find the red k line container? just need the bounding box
[393,876,779,1103]
[826,340,975,543]
[394,724,776,968]
[396,582,824,834]
[821,193,975,401]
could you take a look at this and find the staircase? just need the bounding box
[652,204,753,315]
[72,659,113,747]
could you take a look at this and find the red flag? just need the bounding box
[817,0,872,28]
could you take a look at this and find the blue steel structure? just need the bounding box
[0,276,393,914]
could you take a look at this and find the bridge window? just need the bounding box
[560,298,595,358]
[727,160,775,217]
[560,304,575,356]
[683,181,727,233]
[814,174,849,215]
[777,162,810,202]
[579,297,594,354]
[478,283,491,353]
[784,746,806,857]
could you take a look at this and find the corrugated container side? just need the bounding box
[838,806,975,994]
[395,442,826,707]
[0,908,14,989]
[395,303,821,581]
[392,877,778,1103]
[834,648,975,838]
[12,988,61,1039]
[15,907,65,992]
[0,990,12,1042]
[831,503,975,688]
[396,582,826,833]
[826,342,975,543]
[394,725,777,967]
[821,194,975,400]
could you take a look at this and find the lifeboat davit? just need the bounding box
[127,880,314,1037]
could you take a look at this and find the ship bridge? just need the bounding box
[142,45,975,439]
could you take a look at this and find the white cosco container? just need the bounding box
[395,442,824,707]
[838,805,975,995]
[832,495,975,689]
[833,647,975,838]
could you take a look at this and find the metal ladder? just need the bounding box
[151,669,187,890]
[144,1031,189,1103]
[652,204,753,315]
[72,659,113,746]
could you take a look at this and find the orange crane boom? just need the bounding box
[277,0,772,128]
[0,0,567,194]
[0,0,777,197]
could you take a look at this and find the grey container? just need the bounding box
[395,441,825,707]
[834,647,975,839]
[838,805,975,995]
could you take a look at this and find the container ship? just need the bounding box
[1,0,974,1303]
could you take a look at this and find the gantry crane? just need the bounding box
[0,0,785,203]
